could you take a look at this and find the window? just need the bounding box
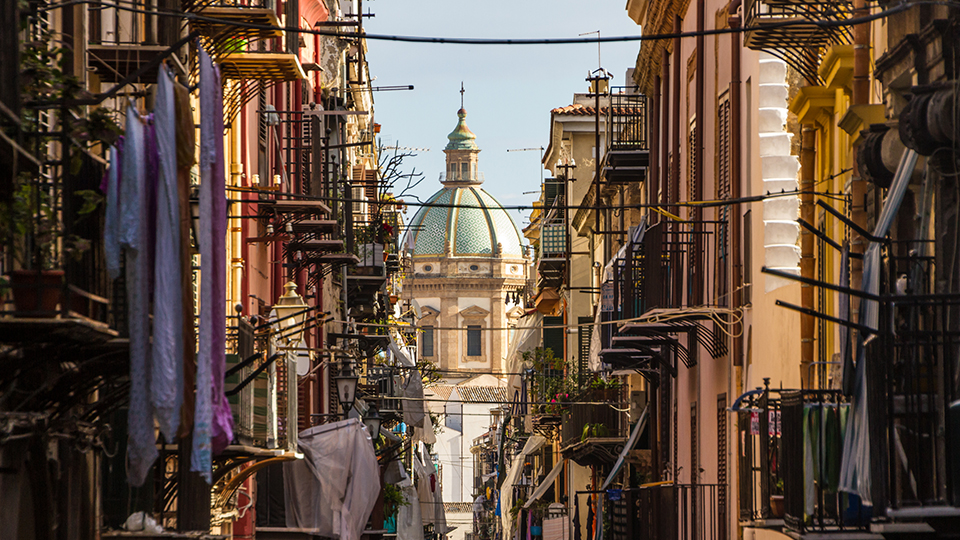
[467,325,481,356]
[422,326,434,357]
[470,264,479,271]
[743,209,752,304]
[717,96,731,307]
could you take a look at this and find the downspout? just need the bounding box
[729,0,743,367]
[240,104,250,316]
[695,0,705,307]
[651,74,660,217]
[800,127,816,388]
[230,112,243,316]
[849,0,870,303]
[661,48,670,212]
[671,15,682,308]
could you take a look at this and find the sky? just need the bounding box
[364,1,643,230]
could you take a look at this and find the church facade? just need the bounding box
[402,107,529,379]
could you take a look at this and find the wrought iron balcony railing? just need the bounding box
[779,389,869,533]
[608,483,722,540]
[742,0,853,84]
[559,387,625,450]
[879,294,960,513]
[604,88,649,184]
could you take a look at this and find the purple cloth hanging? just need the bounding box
[121,104,158,487]
[209,61,234,456]
[151,66,184,443]
[192,47,234,481]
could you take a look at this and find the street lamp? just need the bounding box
[363,403,382,444]
[274,281,309,343]
[334,359,359,415]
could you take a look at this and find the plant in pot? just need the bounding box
[769,478,785,518]
[382,483,409,533]
[1,179,98,313]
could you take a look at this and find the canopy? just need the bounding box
[523,459,567,508]
[839,148,918,506]
[499,435,546,536]
[283,419,380,540]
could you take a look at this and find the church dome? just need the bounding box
[404,106,523,259]
[405,186,524,258]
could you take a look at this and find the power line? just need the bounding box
[33,0,956,47]
[226,185,848,213]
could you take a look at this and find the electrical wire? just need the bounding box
[31,0,960,47]
[225,185,849,213]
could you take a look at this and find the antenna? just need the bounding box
[383,145,430,152]
[506,147,546,183]
[579,30,601,70]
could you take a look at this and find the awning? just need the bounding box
[602,404,648,490]
[524,459,568,508]
[300,0,329,26]
[500,435,546,536]
[839,148,918,506]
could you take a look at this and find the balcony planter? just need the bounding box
[770,495,785,518]
[8,269,64,314]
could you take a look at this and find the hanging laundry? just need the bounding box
[174,79,197,439]
[121,104,158,487]
[208,59,234,457]
[191,46,216,481]
[151,65,184,443]
[103,139,123,280]
[192,46,234,481]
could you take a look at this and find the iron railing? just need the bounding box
[608,483,721,540]
[607,88,648,151]
[780,390,866,533]
[742,0,853,84]
[560,388,625,448]
[737,385,782,523]
[880,294,960,511]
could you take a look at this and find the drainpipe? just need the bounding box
[661,49,670,212]
[849,0,870,303]
[230,114,243,315]
[695,0,705,307]
[651,74,660,216]
[729,0,743,367]
[800,127,816,388]
[671,15,682,307]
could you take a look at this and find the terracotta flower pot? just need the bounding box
[770,495,785,518]
[9,269,64,314]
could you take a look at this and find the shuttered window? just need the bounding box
[467,325,481,356]
[422,325,434,357]
[717,96,731,307]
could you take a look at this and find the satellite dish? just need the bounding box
[411,299,423,319]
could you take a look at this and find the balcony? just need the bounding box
[743,0,852,84]
[600,220,727,373]
[86,0,174,83]
[610,483,722,540]
[603,89,649,184]
[535,179,567,289]
[185,0,283,43]
[877,294,960,523]
[559,388,627,467]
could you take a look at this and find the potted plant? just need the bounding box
[2,180,100,313]
[770,478,785,518]
[382,483,408,533]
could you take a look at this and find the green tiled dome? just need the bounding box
[445,108,478,151]
[404,186,523,258]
